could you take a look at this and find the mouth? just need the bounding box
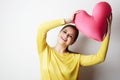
[61,37,67,42]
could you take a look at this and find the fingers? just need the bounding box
[106,13,112,37]
[110,13,112,21]
[108,13,112,23]
[107,13,112,26]
[75,10,81,14]
[71,10,81,23]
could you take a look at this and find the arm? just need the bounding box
[80,36,110,66]
[37,19,65,53]
[80,14,112,66]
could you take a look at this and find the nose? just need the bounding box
[63,34,69,39]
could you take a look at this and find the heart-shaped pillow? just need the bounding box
[73,2,112,41]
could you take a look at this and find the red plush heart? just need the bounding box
[73,2,112,41]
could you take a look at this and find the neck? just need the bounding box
[54,44,68,53]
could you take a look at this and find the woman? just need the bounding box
[37,12,112,80]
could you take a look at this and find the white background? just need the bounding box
[0,0,120,80]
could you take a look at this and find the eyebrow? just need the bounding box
[63,29,75,36]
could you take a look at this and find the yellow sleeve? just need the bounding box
[37,19,65,53]
[80,36,110,66]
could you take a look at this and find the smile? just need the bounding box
[61,37,67,42]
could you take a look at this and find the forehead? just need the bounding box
[62,27,76,34]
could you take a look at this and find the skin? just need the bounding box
[106,13,112,37]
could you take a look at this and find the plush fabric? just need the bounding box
[73,2,112,41]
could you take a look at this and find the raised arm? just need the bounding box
[37,19,65,53]
[80,14,112,66]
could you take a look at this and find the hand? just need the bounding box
[64,10,81,24]
[106,13,112,37]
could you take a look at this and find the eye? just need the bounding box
[68,35,73,39]
[63,30,67,33]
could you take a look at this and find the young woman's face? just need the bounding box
[57,27,77,46]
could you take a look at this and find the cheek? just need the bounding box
[57,33,63,41]
[68,37,74,44]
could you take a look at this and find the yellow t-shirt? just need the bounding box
[37,19,110,80]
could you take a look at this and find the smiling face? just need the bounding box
[57,26,78,47]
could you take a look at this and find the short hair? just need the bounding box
[60,24,79,42]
